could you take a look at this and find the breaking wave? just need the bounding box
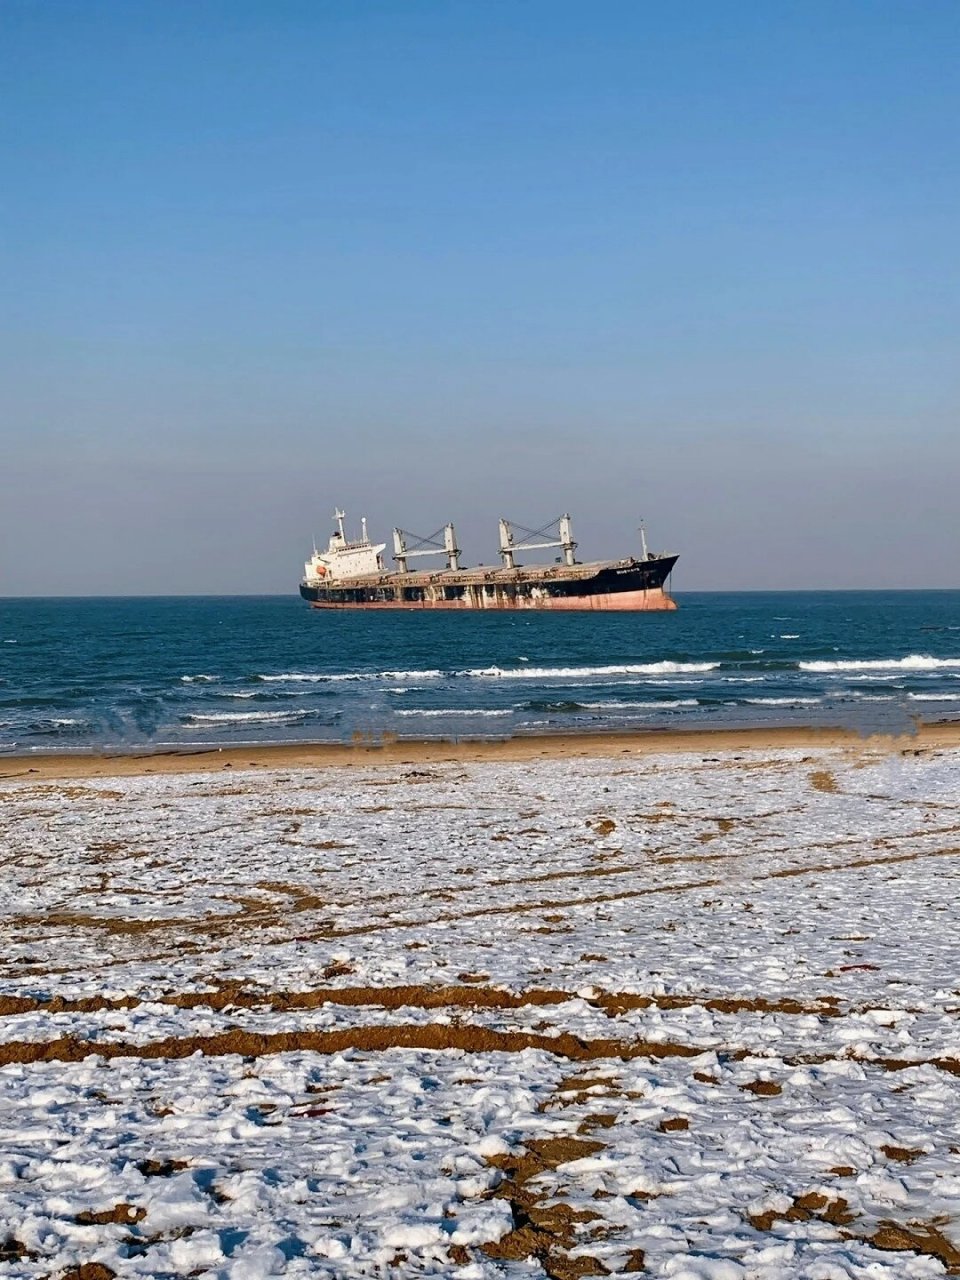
[580,698,700,710]
[799,655,960,673]
[183,710,308,725]
[256,670,443,683]
[743,696,823,707]
[461,662,719,680]
[394,708,512,718]
[841,692,897,702]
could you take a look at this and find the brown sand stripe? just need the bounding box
[0,1025,701,1067]
[0,1025,956,1077]
[766,845,960,879]
[0,984,845,1020]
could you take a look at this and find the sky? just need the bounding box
[1,0,957,595]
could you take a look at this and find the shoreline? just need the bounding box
[2,720,959,780]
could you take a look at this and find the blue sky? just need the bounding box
[2,1,957,593]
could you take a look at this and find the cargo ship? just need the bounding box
[299,510,678,611]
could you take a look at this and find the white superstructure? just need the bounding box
[302,509,386,585]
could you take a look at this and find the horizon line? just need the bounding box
[2,586,959,602]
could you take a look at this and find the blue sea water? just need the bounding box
[1,592,959,753]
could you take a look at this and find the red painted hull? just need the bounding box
[309,587,677,612]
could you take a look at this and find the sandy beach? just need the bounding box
[2,719,960,780]
[1,738,959,1276]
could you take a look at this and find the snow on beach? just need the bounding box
[0,747,959,1277]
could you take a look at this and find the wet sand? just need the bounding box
[2,720,958,780]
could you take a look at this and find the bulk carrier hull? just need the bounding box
[300,555,678,611]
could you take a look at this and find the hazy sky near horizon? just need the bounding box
[2,0,957,595]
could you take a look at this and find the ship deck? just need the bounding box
[319,556,661,590]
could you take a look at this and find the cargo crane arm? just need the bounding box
[498,515,577,568]
[393,524,461,573]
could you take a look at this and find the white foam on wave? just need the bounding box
[255,661,720,685]
[908,692,960,702]
[257,670,442,684]
[256,673,327,683]
[744,697,822,707]
[581,698,700,710]
[843,674,903,683]
[780,634,800,640]
[180,674,219,683]
[394,708,512,718]
[233,689,314,699]
[351,669,443,682]
[461,661,719,680]
[800,655,960,673]
[184,710,307,724]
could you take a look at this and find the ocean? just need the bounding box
[1,591,959,753]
